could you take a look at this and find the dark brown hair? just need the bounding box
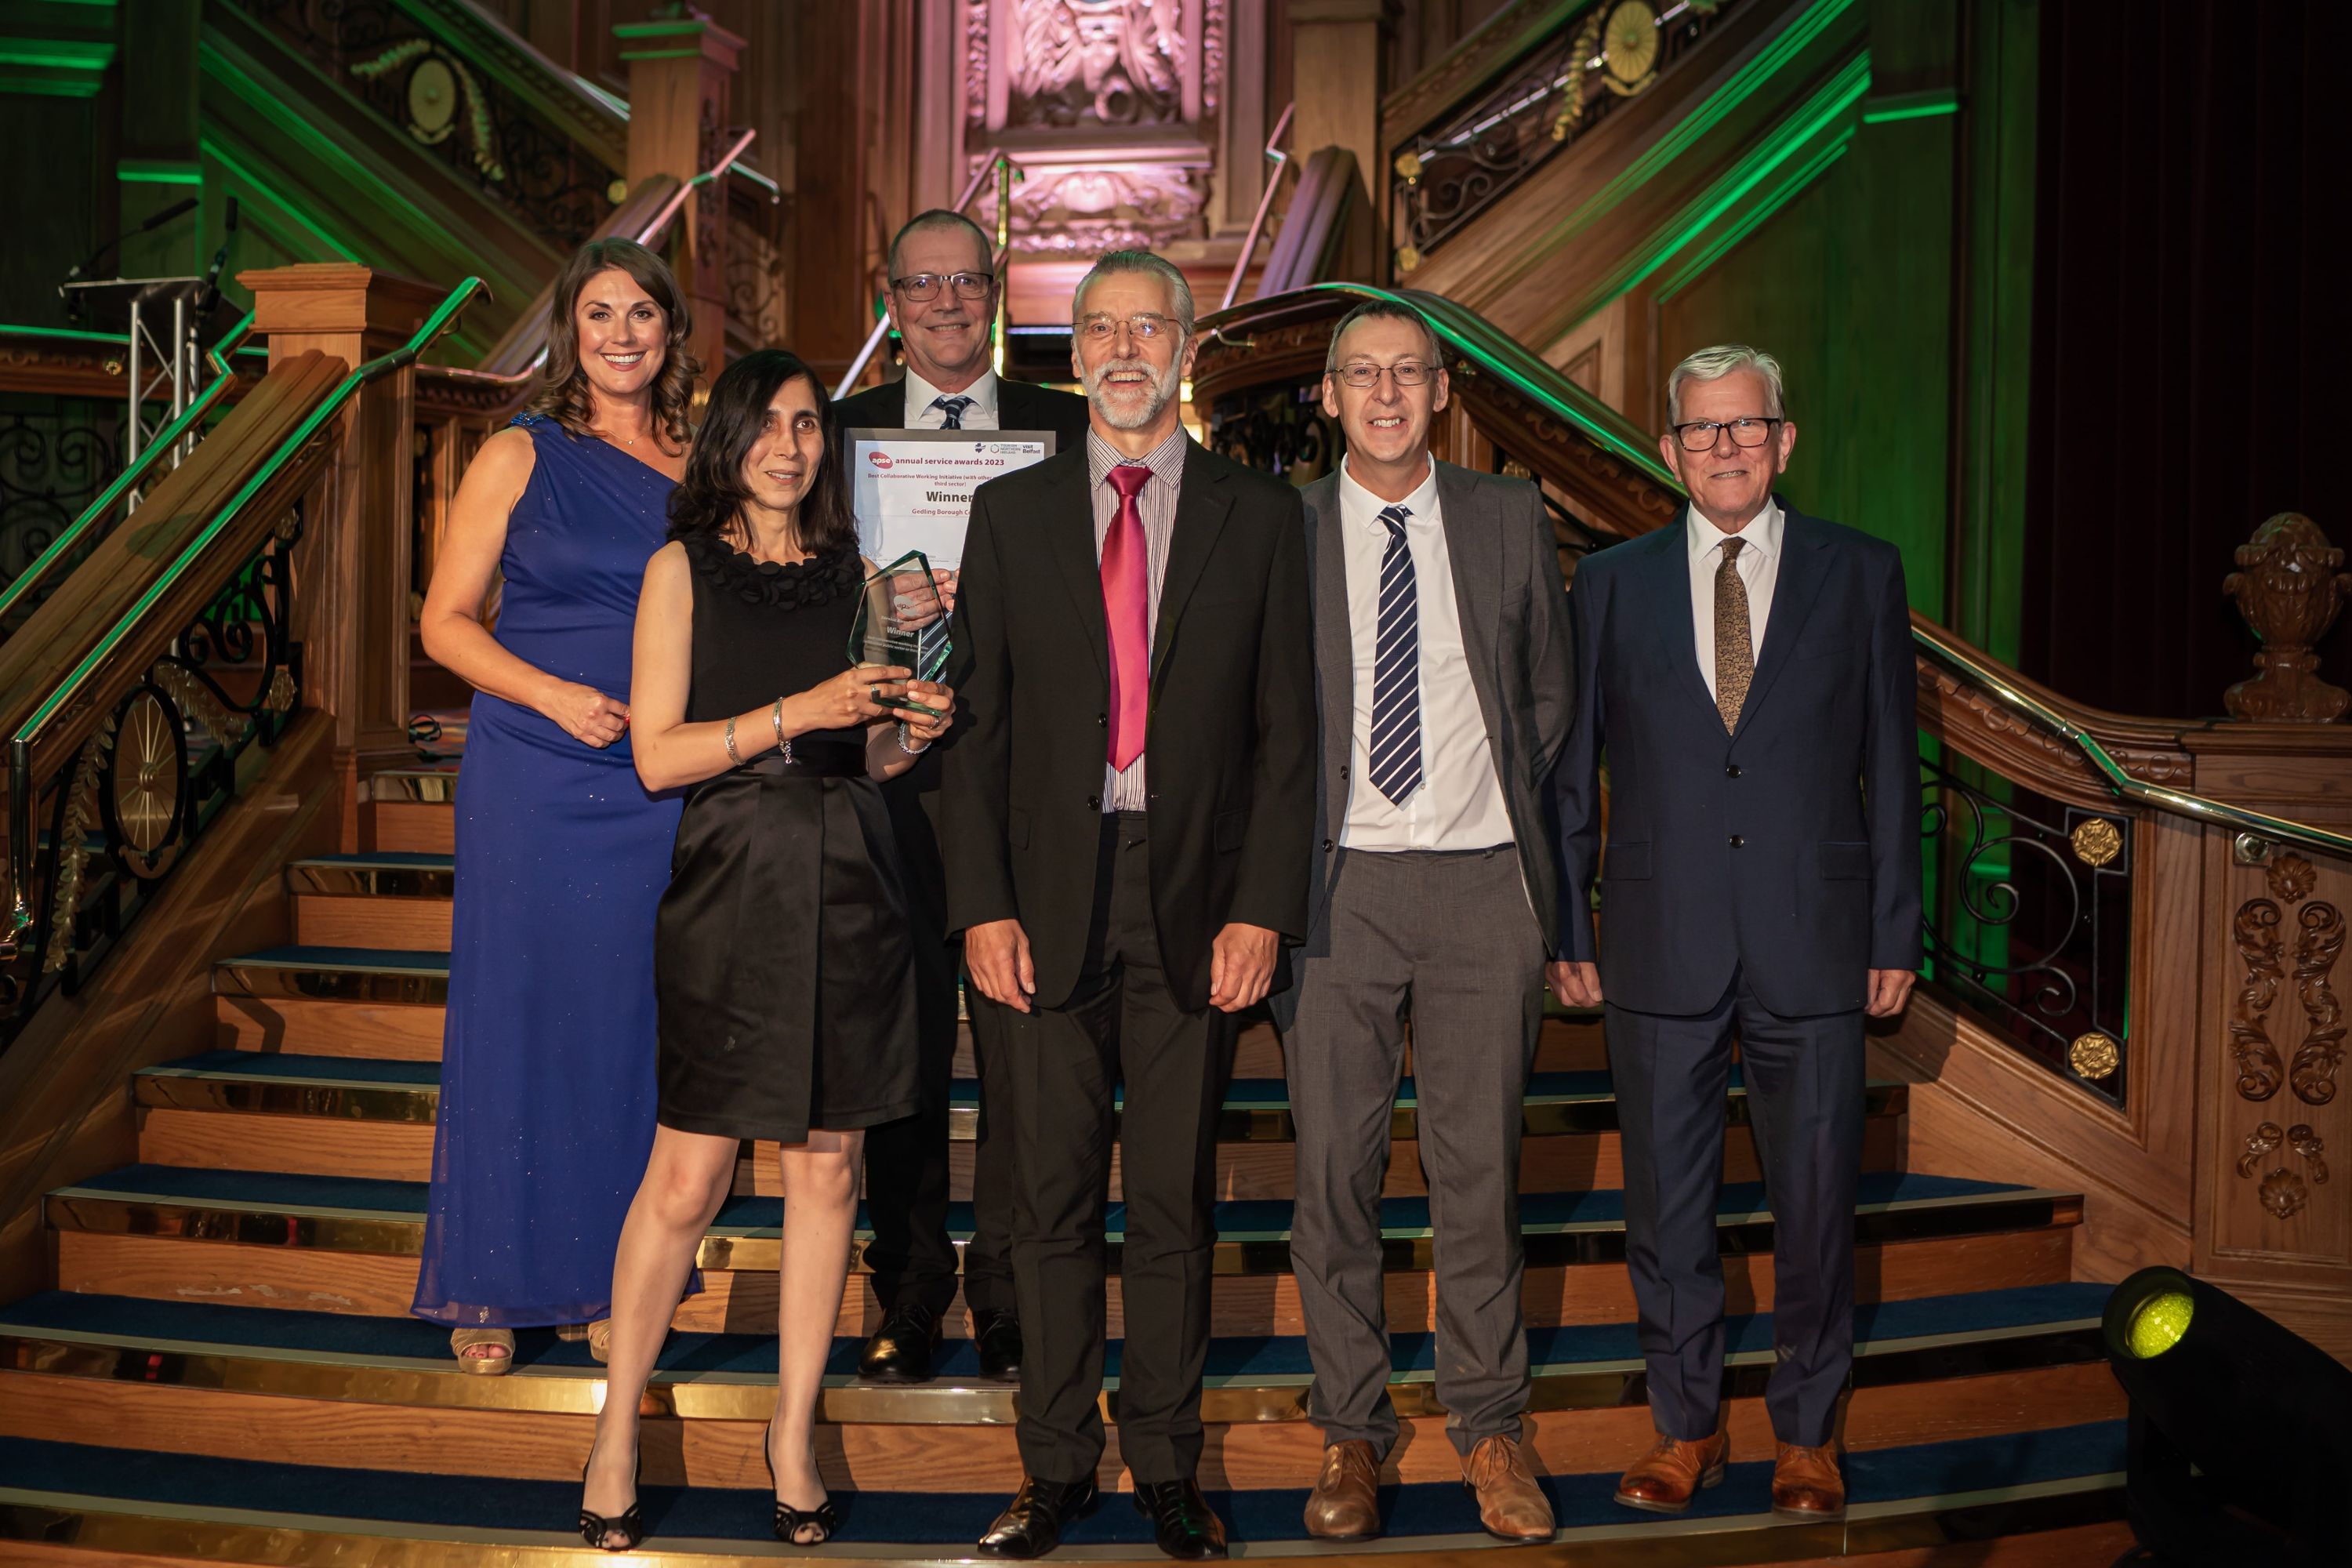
[528,238,699,451]
[667,350,858,558]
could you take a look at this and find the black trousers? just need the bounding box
[1005,812,1236,1484]
[1606,967,1865,1448]
[861,774,1018,1321]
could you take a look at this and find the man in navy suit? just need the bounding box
[1548,345,1921,1523]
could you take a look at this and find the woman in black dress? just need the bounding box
[578,350,953,1551]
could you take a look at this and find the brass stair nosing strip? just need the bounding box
[0,1472,2126,1566]
[288,867,457,898]
[0,1320,2105,1425]
[42,1189,2072,1276]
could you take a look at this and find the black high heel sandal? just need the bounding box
[764,1413,839,1548]
[579,1439,645,1553]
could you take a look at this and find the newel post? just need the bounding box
[2223,512,2351,724]
[238,263,445,840]
[615,10,745,381]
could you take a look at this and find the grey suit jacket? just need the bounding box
[1269,460,1575,1028]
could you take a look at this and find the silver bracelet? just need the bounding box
[897,721,930,755]
[723,715,742,765]
[772,696,791,764]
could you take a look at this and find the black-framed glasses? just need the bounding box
[1331,360,1436,389]
[891,270,994,303]
[1077,312,1174,342]
[1671,416,1781,452]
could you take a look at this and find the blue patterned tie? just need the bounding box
[1369,504,1423,806]
[931,395,973,430]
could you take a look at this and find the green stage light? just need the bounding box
[2123,1287,2191,1360]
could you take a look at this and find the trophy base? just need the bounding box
[877,693,946,720]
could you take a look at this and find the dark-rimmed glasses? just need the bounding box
[1331,361,1436,389]
[1671,416,1781,452]
[891,271,994,303]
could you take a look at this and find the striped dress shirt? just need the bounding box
[1087,426,1185,811]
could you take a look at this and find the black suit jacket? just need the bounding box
[832,373,1094,805]
[832,373,1094,459]
[1549,500,1922,1017]
[941,439,1316,1013]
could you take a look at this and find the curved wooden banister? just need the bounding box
[1194,284,2352,862]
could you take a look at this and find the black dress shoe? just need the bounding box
[978,1475,1097,1559]
[974,1308,1024,1382]
[1133,1479,1228,1560]
[858,1301,940,1383]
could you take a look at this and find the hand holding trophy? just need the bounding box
[849,550,952,718]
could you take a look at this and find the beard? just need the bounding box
[1083,353,1183,430]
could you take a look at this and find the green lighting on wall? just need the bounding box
[0,33,115,96]
[118,159,204,187]
[1863,89,1962,125]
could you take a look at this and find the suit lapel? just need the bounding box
[1647,511,1720,720]
[1435,463,1506,735]
[1149,445,1235,684]
[1733,502,1831,738]
[999,378,1033,430]
[1302,474,1351,829]
[1040,452,1109,678]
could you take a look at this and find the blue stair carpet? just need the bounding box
[0,1282,2111,1380]
[0,1421,2124,1544]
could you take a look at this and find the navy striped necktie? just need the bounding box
[931,394,974,429]
[1370,504,1424,807]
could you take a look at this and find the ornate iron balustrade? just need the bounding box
[0,399,122,596]
[1390,0,1740,272]
[1918,752,2134,1104]
[5,504,304,1024]
[237,0,621,248]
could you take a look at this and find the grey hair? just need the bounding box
[1666,344,1787,426]
[887,209,993,280]
[1073,249,1196,339]
[1325,299,1443,375]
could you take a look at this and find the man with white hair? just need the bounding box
[1547,345,1921,1523]
[943,248,1315,1560]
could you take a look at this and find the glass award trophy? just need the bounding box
[848,550,950,716]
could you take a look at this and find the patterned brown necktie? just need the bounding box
[1714,536,1753,734]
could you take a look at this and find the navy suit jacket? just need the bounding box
[1550,500,1922,1017]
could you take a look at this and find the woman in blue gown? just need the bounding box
[411,238,699,1370]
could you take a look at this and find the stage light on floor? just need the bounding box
[2102,1267,2352,1567]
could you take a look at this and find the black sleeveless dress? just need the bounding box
[653,536,920,1144]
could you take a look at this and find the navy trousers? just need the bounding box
[1606,969,1864,1447]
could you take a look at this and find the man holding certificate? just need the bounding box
[835,209,1090,1389]
[943,249,1314,1560]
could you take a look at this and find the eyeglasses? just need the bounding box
[1331,361,1436,389]
[1077,313,1174,342]
[891,271,994,303]
[1671,416,1781,452]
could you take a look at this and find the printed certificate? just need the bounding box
[848,427,1055,568]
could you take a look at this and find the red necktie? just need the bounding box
[1103,464,1152,771]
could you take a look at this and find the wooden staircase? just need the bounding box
[0,761,2138,1564]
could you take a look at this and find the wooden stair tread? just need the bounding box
[0,1422,2129,1560]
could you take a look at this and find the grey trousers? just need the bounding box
[1284,845,1545,1459]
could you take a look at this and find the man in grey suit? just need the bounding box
[1269,299,1573,1544]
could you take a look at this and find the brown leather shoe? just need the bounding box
[1771,1442,1845,1521]
[1461,1434,1555,1542]
[1613,1427,1729,1515]
[1302,1440,1381,1541]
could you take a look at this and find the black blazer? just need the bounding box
[941,440,1316,1013]
[1549,500,1922,1018]
[832,373,1094,457]
[832,373,1094,803]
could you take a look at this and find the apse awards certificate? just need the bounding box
[848,428,1054,568]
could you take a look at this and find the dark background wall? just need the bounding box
[2021,0,2347,719]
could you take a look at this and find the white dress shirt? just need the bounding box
[903,366,1000,430]
[1336,458,1515,851]
[1687,498,1784,699]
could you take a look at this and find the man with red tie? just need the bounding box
[942,249,1315,1559]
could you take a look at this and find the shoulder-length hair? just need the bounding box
[667,350,858,557]
[527,238,699,451]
